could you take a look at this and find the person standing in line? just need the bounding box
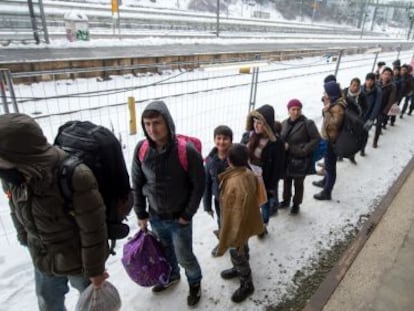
[241,104,285,236]
[203,125,233,256]
[216,143,264,303]
[399,64,414,118]
[279,99,320,214]
[373,67,396,148]
[341,77,368,164]
[131,100,205,307]
[0,113,109,311]
[361,72,383,156]
[313,81,346,201]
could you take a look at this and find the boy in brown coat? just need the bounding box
[216,143,264,303]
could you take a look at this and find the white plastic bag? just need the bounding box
[76,281,121,311]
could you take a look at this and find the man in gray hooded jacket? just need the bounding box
[132,100,205,306]
[0,113,109,311]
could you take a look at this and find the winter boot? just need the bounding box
[278,200,290,209]
[312,179,325,188]
[152,274,180,293]
[313,191,331,201]
[187,282,201,306]
[221,267,239,280]
[231,281,255,303]
[290,204,300,215]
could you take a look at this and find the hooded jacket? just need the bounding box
[241,105,285,191]
[132,101,205,221]
[0,113,108,278]
[216,166,263,256]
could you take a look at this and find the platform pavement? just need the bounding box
[322,164,414,311]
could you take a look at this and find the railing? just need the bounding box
[0,48,411,244]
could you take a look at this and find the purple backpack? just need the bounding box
[122,230,171,287]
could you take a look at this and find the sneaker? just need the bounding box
[312,180,325,188]
[278,200,290,209]
[290,205,300,214]
[221,267,239,280]
[187,283,201,307]
[313,191,331,201]
[231,281,254,303]
[152,274,180,293]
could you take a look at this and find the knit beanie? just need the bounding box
[287,99,303,110]
[323,74,337,83]
[324,81,342,102]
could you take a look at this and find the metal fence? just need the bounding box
[0,48,412,244]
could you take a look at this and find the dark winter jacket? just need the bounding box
[132,101,205,221]
[241,105,285,192]
[203,147,229,213]
[362,84,382,121]
[343,87,368,118]
[393,74,403,103]
[379,81,396,114]
[401,73,413,97]
[281,115,321,178]
[0,113,108,278]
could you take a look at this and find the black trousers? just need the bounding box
[283,176,305,206]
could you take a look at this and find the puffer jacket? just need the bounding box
[216,167,263,256]
[132,101,205,221]
[321,97,346,142]
[0,113,108,278]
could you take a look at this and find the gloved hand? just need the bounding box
[363,119,374,131]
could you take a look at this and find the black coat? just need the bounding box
[241,131,285,192]
[281,116,321,178]
[362,84,382,121]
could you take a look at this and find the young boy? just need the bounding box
[203,125,233,256]
[216,143,264,303]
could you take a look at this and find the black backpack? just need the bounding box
[333,110,368,158]
[54,121,132,254]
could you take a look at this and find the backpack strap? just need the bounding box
[177,137,189,172]
[138,138,189,171]
[58,156,82,215]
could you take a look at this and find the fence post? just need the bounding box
[128,96,137,135]
[334,50,343,78]
[0,69,18,114]
[248,55,261,113]
[372,51,379,73]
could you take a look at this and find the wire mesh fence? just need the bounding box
[0,48,412,244]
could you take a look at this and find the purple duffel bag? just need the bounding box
[122,229,171,287]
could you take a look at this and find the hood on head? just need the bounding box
[141,100,176,145]
[245,105,276,142]
[0,113,60,179]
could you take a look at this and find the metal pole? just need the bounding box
[372,52,379,73]
[370,0,379,31]
[38,0,49,43]
[248,54,261,113]
[311,0,317,23]
[27,0,40,44]
[300,0,304,22]
[216,0,220,37]
[334,50,343,78]
[360,13,367,39]
[4,70,18,113]
[0,71,10,114]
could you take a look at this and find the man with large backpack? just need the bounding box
[132,100,205,307]
[0,113,109,311]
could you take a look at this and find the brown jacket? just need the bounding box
[0,114,108,278]
[216,167,264,255]
[321,97,346,142]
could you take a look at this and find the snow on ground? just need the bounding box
[0,50,413,311]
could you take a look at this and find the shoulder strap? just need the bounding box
[58,156,82,214]
[177,137,189,172]
[138,140,149,163]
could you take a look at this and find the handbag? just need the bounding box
[121,229,171,287]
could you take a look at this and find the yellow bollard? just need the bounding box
[128,96,137,135]
[239,67,251,74]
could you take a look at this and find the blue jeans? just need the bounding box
[150,216,202,285]
[261,200,271,225]
[34,267,90,311]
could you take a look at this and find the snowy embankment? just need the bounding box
[0,50,413,311]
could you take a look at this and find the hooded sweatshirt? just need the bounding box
[0,113,108,278]
[132,101,205,221]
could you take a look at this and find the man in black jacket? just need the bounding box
[132,100,205,307]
